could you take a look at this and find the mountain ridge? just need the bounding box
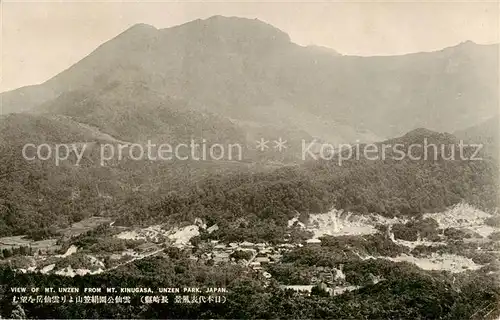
[1,15,497,144]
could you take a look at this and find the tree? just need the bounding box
[311,283,330,297]
[2,249,12,259]
[230,250,253,262]
[10,303,26,319]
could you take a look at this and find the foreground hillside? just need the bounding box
[0,113,268,238]
[1,119,498,319]
[131,128,498,242]
[1,200,500,319]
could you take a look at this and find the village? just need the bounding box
[2,203,497,297]
[0,215,367,297]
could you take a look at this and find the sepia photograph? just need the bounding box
[0,0,499,318]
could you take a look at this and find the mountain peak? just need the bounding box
[396,128,458,145]
[200,15,277,28]
[443,39,499,53]
[459,40,477,46]
[405,127,439,137]
[129,23,156,30]
[168,15,291,46]
[108,23,158,46]
[120,23,157,36]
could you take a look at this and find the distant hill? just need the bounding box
[454,115,499,159]
[308,127,499,216]
[1,16,497,145]
[35,82,247,145]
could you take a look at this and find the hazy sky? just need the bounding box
[1,0,499,92]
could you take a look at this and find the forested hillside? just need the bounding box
[119,129,499,243]
[1,122,497,242]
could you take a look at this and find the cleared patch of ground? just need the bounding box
[295,209,378,239]
[115,224,199,245]
[388,253,482,273]
[424,203,499,238]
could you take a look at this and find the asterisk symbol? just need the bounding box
[256,138,269,151]
[273,137,288,152]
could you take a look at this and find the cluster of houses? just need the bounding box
[310,265,346,286]
[281,270,384,297]
[278,264,351,296]
[192,240,305,271]
[280,264,385,297]
[280,283,362,297]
